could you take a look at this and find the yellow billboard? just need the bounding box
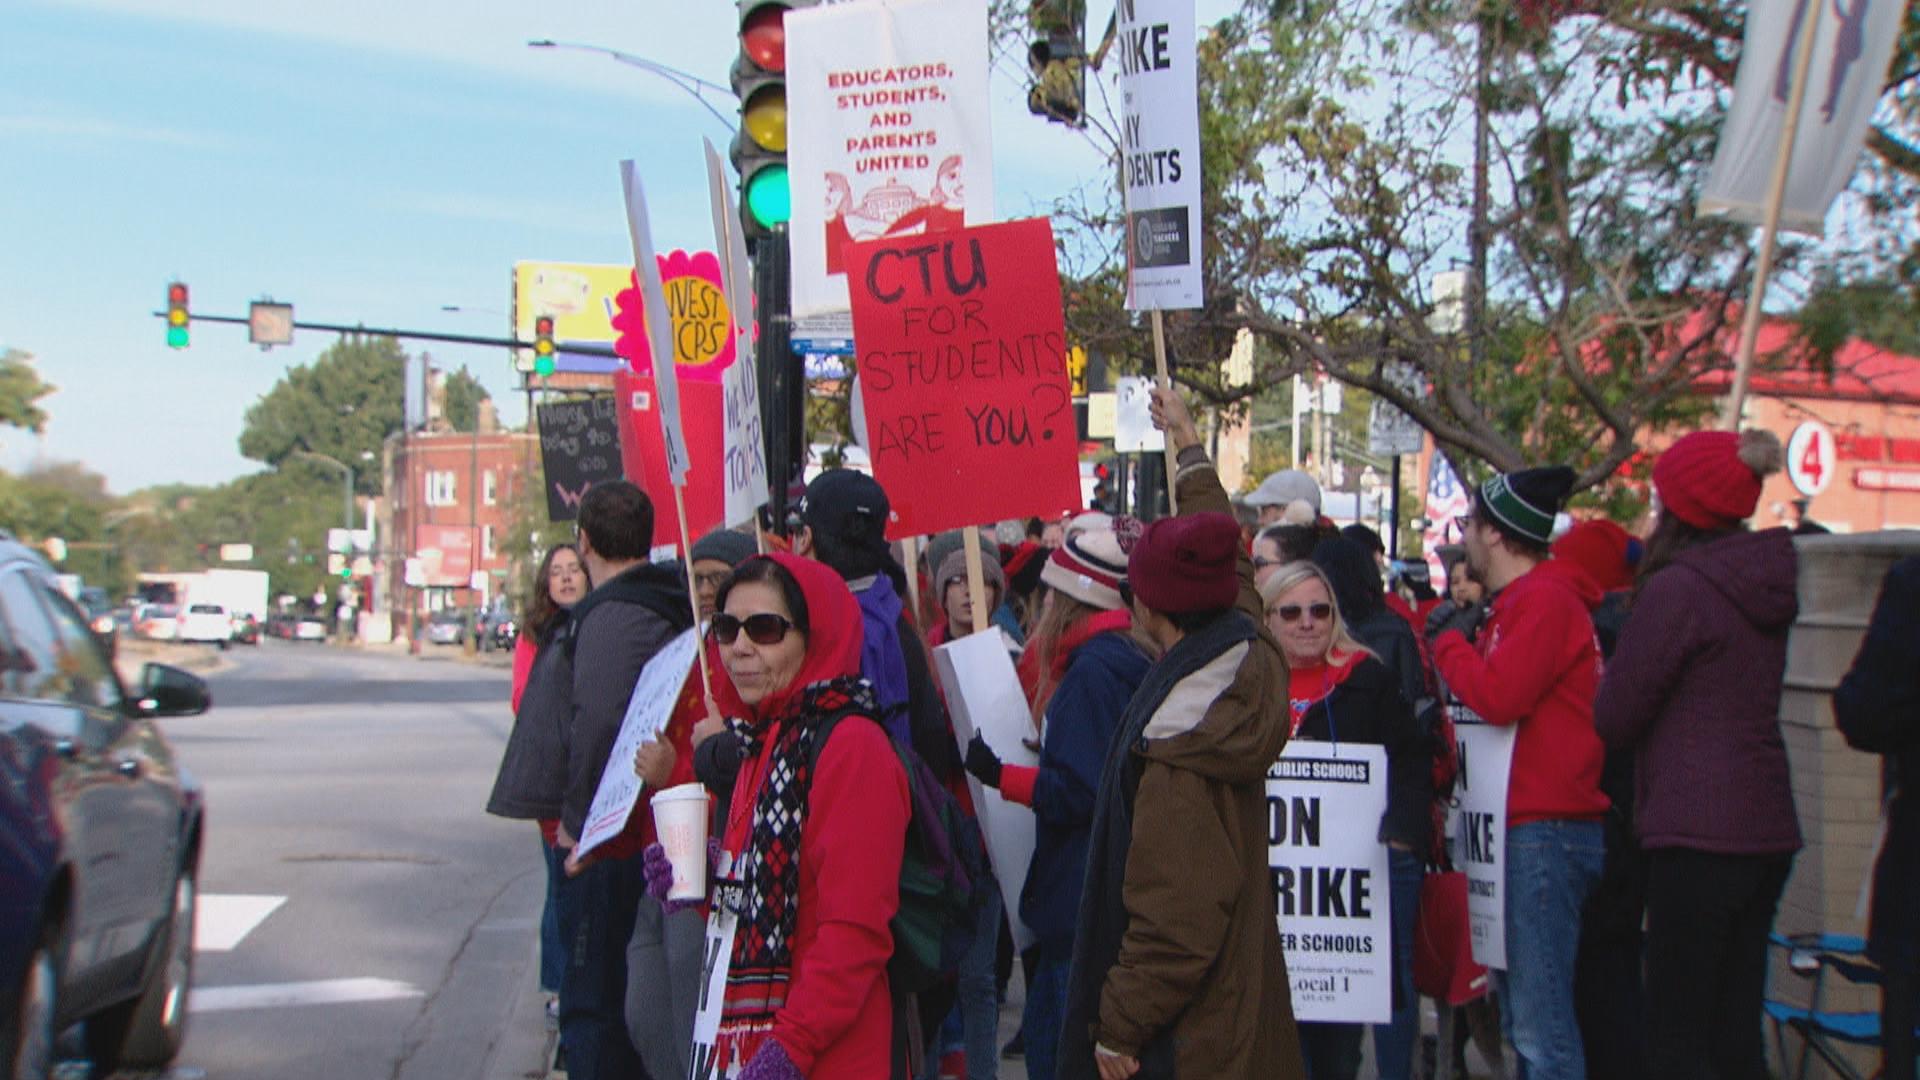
[512,261,629,374]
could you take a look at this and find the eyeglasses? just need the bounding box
[1274,602,1333,623]
[693,570,731,592]
[709,612,796,646]
[1252,556,1282,570]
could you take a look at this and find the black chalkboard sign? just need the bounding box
[537,397,623,521]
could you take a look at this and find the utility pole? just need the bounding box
[756,223,797,534]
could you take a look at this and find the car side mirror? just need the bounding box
[139,663,212,717]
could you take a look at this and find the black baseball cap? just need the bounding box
[798,469,890,545]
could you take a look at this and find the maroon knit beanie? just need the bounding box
[1653,430,1784,530]
[1127,512,1241,614]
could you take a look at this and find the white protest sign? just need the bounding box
[1114,376,1166,453]
[688,851,740,1080]
[574,627,702,858]
[786,0,995,316]
[1116,0,1203,310]
[932,629,1039,951]
[1451,707,1516,970]
[620,161,691,485]
[722,355,769,527]
[705,137,757,368]
[1268,742,1392,1023]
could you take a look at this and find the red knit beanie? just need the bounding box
[1127,512,1241,614]
[1552,520,1640,593]
[1653,429,1785,530]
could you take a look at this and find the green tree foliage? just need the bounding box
[442,365,492,433]
[239,334,406,494]
[0,349,56,434]
[0,463,116,585]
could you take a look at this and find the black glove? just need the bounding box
[1439,601,1487,643]
[964,733,1003,788]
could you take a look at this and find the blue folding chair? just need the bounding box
[1766,931,1913,1079]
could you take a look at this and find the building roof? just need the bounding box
[1678,307,1920,406]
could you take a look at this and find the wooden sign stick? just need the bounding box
[1152,310,1180,516]
[963,527,990,637]
[671,482,712,697]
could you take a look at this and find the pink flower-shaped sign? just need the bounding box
[611,250,749,382]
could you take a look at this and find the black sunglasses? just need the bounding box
[709,612,796,646]
[1274,602,1333,623]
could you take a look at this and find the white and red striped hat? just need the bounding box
[1040,526,1130,611]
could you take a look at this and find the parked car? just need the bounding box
[135,605,179,642]
[293,614,327,642]
[426,610,467,646]
[176,604,231,649]
[0,533,208,1078]
[477,610,517,653]
[229,613,260,646]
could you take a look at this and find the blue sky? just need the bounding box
[0,0,1146,494]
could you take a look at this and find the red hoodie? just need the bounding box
[1432,560,1609,827]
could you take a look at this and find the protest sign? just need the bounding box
[1115,0,1203,310]
[1268,743,1392,1023]
[705,138,756,366]
[688,853,740,1080]
[844,217,1081,539]
[1451,708,1517,969]
[620,162,691,485]
[786,0,995,316]
[614,368,725,552]
[536,397,622,521]
[722,354,769,527]
[575,627,703,859]
[933,629,1039,951]
[611,251,741,381]
[1113,376,1165,453]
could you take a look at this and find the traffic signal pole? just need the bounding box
[756,224,798,535]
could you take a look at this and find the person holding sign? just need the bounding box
[1060,386,1303,1080]
[1431,467,1609,1080]
[962,521,1150,1080]
[1594,430,1800,1080]
[1259,561,1431,1080]
[703,554,910,1080]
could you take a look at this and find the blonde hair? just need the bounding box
[1258,561,1373,664]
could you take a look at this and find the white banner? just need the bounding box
[1451,710,1517,970]
[1268,743,1392,1023]
[575,628,702,859]
[620,161,691,485]
[1113,376,1166,453]
[1699,0,1903,235]
[1116,0,1203,310]
[786,0,995,317]
[688,851,740,1080]
[932,629,1039,951]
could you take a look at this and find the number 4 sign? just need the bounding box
[1787,420,1834,497]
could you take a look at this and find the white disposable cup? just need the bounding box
[650,783,710,902]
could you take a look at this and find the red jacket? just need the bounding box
[1433,560,1609,827]
[727,714,909,1077]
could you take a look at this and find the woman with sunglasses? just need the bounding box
[1259,561,1431,1080]
[695,553,910,1080]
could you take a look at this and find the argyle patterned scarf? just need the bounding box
[714,675,879,1072]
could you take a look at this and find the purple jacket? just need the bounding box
[851,573,913,746]
[1595,528,1802,855]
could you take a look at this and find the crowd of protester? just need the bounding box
[484,385,1917,1080]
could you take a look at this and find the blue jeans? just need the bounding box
[557,850,648,1080]
[921,878,1003,1080]
[540,837,565,994]
[1497,820,1605,1080]
[1022,947,1072,1080]
[1372,848,1424,1080]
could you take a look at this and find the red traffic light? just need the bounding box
[167,282,188,305]
[742,4,787,72]
[534,315,554,336]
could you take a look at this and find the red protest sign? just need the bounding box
[613,367,726,552]
[846,217,1082,540]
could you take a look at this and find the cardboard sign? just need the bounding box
[786,0,995,317]
[845,217,1081,540]
[932,629,1039,951]
[1113,376,1166,453]
[1115,0,1203,310]
[615,368,726,553]
[688,854,741,1080]
[621,162,691,485]
[1268,743,1392,1023]
[1451,709,1516,970]
[575,628,703,859]
[537,397,624,521]
[613,251,741,381]
[705,138,757,370]
[721,356,769,528]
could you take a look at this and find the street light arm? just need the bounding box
[528,40,737,132]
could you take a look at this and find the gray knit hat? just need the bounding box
[688,528,757,568]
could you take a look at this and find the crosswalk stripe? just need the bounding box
[195,893,286,952]
[189,977,424,1014]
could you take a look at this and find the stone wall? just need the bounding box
[1771,529,1920,1075]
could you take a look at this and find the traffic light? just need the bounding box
[166,281,190,349]
[1028,0,1086,126]
[533,315,556,377]
[731,0,814,243]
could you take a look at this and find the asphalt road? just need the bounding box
[98,640,552,1080]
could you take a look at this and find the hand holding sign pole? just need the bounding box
[621,160,710,696]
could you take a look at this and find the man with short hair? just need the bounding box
[1061,387,1301,1080]
[556,480,695,1080]
[1432,466,1609,1080]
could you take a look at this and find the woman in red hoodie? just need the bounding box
[703,553,909,1079]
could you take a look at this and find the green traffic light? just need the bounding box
[167,326,189,349]
[534,355,556,377]
[746,165,791,228]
